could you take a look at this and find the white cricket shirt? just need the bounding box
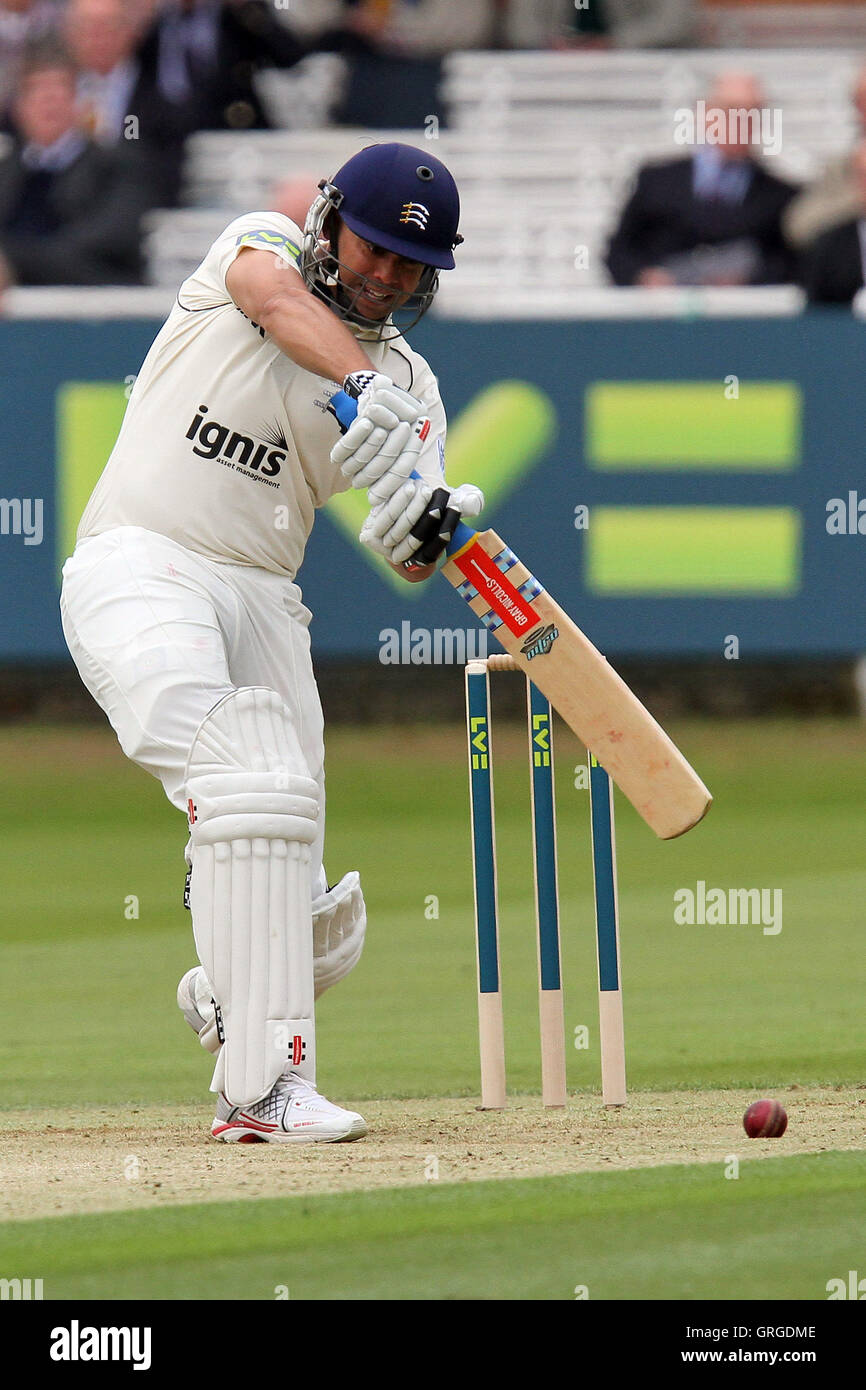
[78,212,447,578]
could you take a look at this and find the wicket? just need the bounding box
[465,655,627,1109]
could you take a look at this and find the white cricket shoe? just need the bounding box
[178,968,366,1142]
[212,1071,367,1144]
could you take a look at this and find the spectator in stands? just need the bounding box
[554,0,697,49]
[801,140,866,307]
[65,0,151,145]
[784,63,866,253]
[319,0,493,127]
[606,73,798,288]
[133,0,308,134]
[64,0,187,205]
[0,49,153,291]
[0,0,60,117]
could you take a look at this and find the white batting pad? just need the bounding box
[312,871,367,998]
[185,687,319,1106]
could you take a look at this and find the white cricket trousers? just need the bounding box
[59,526,327,893]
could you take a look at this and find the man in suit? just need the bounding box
[802,141,866,306]
[606,72,798,288]
[133,0,308,134]
[64,0,186,206]
[316,0,492,128]
[0,51,153,290]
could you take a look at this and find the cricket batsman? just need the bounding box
[59,143,483,1143]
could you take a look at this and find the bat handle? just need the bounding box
[327,388,361,433]
[446,519,475,555]
[327,389,476,559]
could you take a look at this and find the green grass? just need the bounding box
[3,1153,863,1300]
[2,716,865,1300]
[1,718,864,1107]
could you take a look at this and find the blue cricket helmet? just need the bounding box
[329,143,461,270]
[300,143,462,337]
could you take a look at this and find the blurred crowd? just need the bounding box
[0,0,317,289]
[605,66,866,306]
[0,0,697,292]
[0,0,864,306]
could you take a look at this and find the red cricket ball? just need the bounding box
[743,1099,788,1138]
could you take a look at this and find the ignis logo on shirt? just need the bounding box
[185,406,287,478]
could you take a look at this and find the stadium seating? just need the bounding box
[139,49,859,314]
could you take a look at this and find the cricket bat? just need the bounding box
[328,390,712,839]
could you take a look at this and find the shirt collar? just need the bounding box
[692,148,753,200]
[78,60,137,94]
[21,128,87,172]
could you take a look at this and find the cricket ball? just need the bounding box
[743,1099,787,1138]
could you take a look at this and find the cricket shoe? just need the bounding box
[212,1071,367,1144]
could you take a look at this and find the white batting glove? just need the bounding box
[353,372,425,424]
[359,479,435,565]
[446,482,485,519]
[365,417,429,508]
[330,372,427,491]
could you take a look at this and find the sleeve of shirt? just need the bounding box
[177,211,304,310]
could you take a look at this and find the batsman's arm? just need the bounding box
[225,247,373,382]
